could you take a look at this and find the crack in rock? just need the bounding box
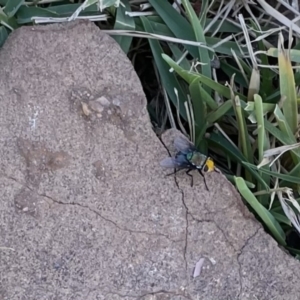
[3,174,181,242]
[173,177,189,272]
[158,138,189,273]
[211,220,239,252]
[105,289,194,300]
[191,215,238,252]
[203,201,236,215]
[40,192,176,241]
[236,227,261,299]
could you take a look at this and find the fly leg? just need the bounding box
[166,168,182,177]
[198,170,209,191]
[166,169,193,186]
[186,169,194,187]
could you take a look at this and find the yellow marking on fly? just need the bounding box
[205,157,215,172]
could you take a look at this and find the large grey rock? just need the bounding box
[0,20,299,300]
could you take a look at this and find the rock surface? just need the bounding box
[0,20,299,300]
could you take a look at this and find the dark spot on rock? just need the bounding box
[47,151,71,171]
[17,137,71,188]
[92,160,105,179]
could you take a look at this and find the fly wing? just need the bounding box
[160,157,182,168]
[160,154,191,169]
[173,136,196,153]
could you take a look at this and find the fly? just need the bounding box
[160,136,215,191]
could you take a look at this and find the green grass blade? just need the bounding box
[46,3,98,15]
[138,16,241,34]
[278,35,298,133]
[140,16,188,120]
[249,20,274,98]
[189,79,207,145]
[279,162,300,188]
[273,105,296,143]
[113,0,135,54]
[0,11,18,29]
[226,175,255,188]
[244,101,276,116]
[3,0,24,18]
[206,100,232,124]
[208,132,268,189]
[235,177,286,246]
[273,104,300,169]
[205,18,240,33]
[220,61,248,88]
[162,54,247,101]
[199,0,208,26]
[267,48,300,63]
[264,119,300,159]
[135,17,245,57]
[168,43,192,70]
[286,247,300,257]
[254,95,266,162]
[197,84,218,110]
[248,68,260,102]
[0,25,8,47]
[254,94,270,205]
[181,0,212,82]
[206,36,245,57]
[270,211,291,226]
[16,6,58,24]
[263,126,300,185]
[233,95,253,165]
[243,162,300,184]
[147,0,199,59]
